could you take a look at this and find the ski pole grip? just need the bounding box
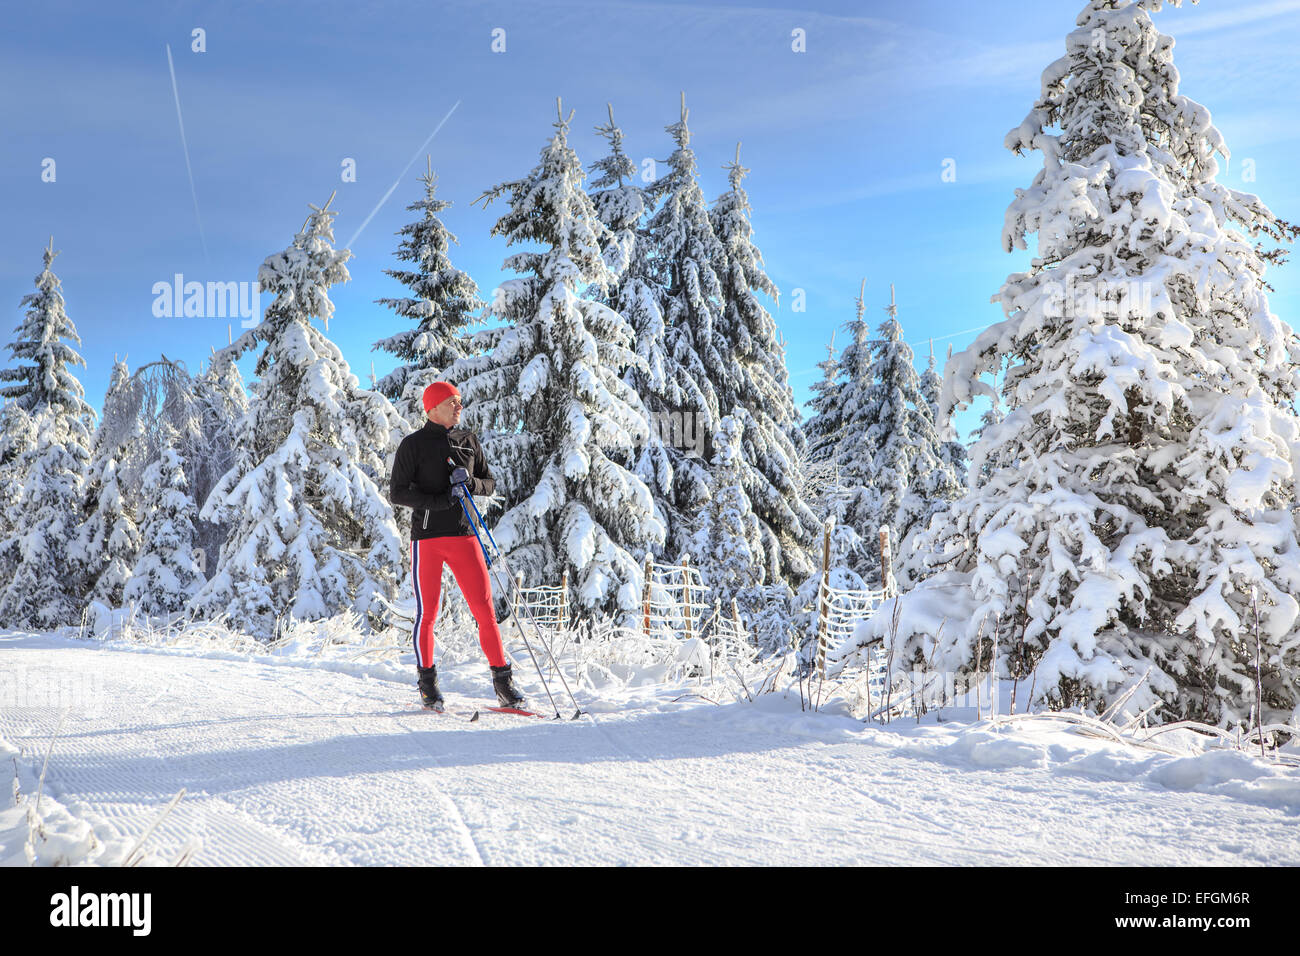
[447,456,471,496]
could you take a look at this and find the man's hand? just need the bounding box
[450,466,470,487]
[450,481,469,501]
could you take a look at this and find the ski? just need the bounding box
[407,701,477,721]
[471,706,552,721]
[407,700,558,721]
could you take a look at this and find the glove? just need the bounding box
[450,466,470,487]
[450,482,469,501]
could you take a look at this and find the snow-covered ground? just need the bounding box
[2,628,1297,866]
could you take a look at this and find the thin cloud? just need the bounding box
[763,159,1024,215]
[1166,0,1300,34]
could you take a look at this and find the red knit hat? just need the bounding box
[422,381,460,413]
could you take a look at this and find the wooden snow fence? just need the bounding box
[814,582,889,679]
[508,569,571,637]
[637,554,756,679]
[639,553,710,643]
[812,519,892,679]
[804,519,901,717]
[489,555,718,645]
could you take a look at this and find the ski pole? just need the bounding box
[453,477,583,717]
[457,483,494,569]
[452,488,562,718]
[447,459,576,718]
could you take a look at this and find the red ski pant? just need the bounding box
[410,534,507,669]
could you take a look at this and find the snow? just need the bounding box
[2,627,1296,867]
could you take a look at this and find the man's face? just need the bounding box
[427,395,463,427]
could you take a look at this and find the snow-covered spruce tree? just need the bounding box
[895,339,972,588]
[372,159,485,428]
[793,329,870,658]
[829,285,960,586]
[191,196,405,636]
[190,345,249,575]
[805,332,844,466]
[80,455,139,608]
[589,104,648,300]
[77,358,144,607]
[920,340,970,493]
[588,104,680,556]
[869,289,962,570]
[0,240,95,628]
[0,404,37,558]
[124,427,203,618]
[636,93,728,559]
[449,100,664,625]
[709,143,819,592]
[0,238,96,434]
[803,338,866,569]
[805,283,878,589]
[691,415,762,622]
[834,281,880,571]
[842,0,1300,727]
[0,414,93,629]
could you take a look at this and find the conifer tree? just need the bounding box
[830,286,961,585]
[691,416,761,607]
[191,196,405,635]
[0,238,96,433]
[851,0,1300,726]
[191,344,250,575]
[638,93,727,557]
[77,358,144,606]
[125,427,203,618]
[0,240,94,628]
[449,101,664,624]
[920,341,970,492]
[709,142,819,587]
[589,104,648,299]
[801,318,869,605]
[372,159,484,427]
[589,105,679,541]
[0,405,37,563]
[805,331,844,466]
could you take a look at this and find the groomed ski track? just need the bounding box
[2,632,1297,866]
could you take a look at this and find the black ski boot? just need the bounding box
[417,666,445,712]
[491,664,525,709]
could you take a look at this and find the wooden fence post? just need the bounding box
[642,553,654,638]
[560,568,570,630]
[879,525,894,597]
[681,554,694,643]
[817,517,834,678]
[710,597,721,680]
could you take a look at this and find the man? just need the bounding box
[388,381,524,711]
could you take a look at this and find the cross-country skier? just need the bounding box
[388,381,524,712]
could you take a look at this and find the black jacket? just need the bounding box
[389,422,496,540]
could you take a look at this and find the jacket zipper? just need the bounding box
[421,436,472,533]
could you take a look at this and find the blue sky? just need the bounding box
[4,0,1300,436]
